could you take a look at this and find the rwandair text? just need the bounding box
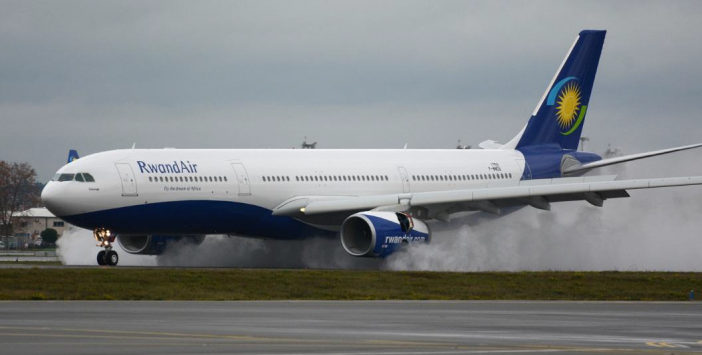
[137,160,199,174]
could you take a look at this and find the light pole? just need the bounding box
[580,136,589,152]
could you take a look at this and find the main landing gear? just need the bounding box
[94,228,119,266]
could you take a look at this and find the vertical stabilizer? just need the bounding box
[507,30,605,150]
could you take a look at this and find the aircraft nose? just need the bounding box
[41,182,63,217]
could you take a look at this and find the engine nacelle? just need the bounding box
[117,235,205,255]
[340,211,430,257]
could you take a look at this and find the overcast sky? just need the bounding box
[1,0,701,181]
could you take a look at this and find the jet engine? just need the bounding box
[340,211,430,257]
[117,234,205,255]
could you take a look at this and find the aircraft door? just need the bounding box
[115,163,138,197]
[397,166,410,193]
[230,163,251,196]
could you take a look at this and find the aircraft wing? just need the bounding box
[272,175,702,219]
[563,143,702,175]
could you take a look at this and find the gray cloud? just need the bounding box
[1,1,701,180]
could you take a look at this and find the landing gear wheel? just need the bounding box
[97,250,106,266]
[106,250,119,266]
[93,228,117,266]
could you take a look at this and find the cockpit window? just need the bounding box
[53,172,95,182]
[58,173,75,182]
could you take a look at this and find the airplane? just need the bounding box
[41,30,702,266]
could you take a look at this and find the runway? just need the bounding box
[0,301,700,354]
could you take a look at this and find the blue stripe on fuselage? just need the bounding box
[518,144,602,180]
[59,200,329,239]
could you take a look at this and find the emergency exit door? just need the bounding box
[397,166,410,193]
[230,163,251,196]
[115,163,138,197]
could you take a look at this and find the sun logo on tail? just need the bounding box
[555,82,582,129]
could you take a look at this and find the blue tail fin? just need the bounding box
[67,149,79,163]
[515,30,606,150]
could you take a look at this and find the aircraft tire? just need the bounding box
[106,250,118,266]
[97,251,106,266]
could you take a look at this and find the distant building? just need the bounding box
[301,137,317,149]
[8,207,70,248]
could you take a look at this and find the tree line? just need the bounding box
[0,161,41,236]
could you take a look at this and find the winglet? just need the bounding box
[67,149,79,163]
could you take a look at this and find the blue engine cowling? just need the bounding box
[117,234,205,255]
[340,211,430,257]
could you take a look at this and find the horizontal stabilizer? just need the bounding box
[478,140,504,149]
[563,143,702,175]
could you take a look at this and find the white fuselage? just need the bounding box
[42,148,526,236]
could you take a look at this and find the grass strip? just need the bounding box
[0,269,699,301]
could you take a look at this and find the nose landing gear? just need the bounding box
[94,228,119,266]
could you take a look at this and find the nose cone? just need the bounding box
[41,182,63,217]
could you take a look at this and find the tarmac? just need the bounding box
[0,301,701,354]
